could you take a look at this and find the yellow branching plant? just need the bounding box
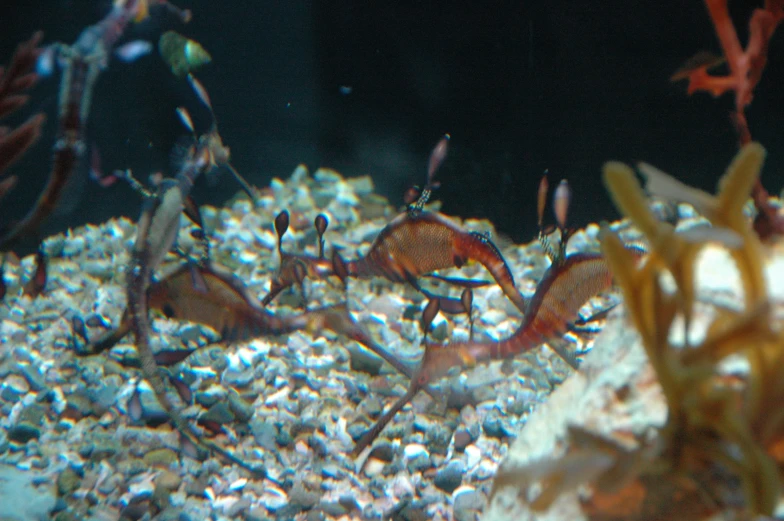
[488,143,784,520]
[597,142,784,517]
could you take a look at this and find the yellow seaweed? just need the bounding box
[492,143,784,519]
[598,143,783,517]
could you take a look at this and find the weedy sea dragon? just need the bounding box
[120,123,270,476]
[262,135,529,326]
[78,260,438,399]
[352,176,647,455]
[0,0,190,249]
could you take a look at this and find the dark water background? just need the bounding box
[1,0,783,250]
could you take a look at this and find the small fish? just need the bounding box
[114,40,153,62]
[338,85,353,95]
[159,31,211,77]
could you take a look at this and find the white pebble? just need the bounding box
[464,444,482,470]
[403,443,429,460]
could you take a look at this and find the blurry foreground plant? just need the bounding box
[491,143,784,519]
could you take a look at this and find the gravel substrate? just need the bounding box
[0,166,690,521]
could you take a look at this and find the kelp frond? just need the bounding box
[598,142,783,517]
[491,143,784,518]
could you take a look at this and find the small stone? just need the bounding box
[17,364,47,392]
[199,401,235,425]
[143,448,178,467]
[225,496,251,517]
[425,422,453,454]
[434,459,464,493]
[194,386,226,408]
[305,509,325,521]
[319,500,347,517]
[473,460,497,481]
[135,386,168,425]
[275,427,293,448]
[368,442,395,463]
[320,463,343,480]
[18,402,46,426]
[90,439,120,461]
[464,444,482,470]
[157,471,182,491]
[289,417,319,438]
[338,494,360,512]
[348,346,383,375]
[405,453,431,474]
[1,384,22,403]
[482,410,510,439]
[430,320,449,342]
[403,443,426,458]
[226,389,254,422]
[358,395,383,417]
[97,473,120,495]
[308,434,328,458]
[453,428,474,452]
[184,474,208,497]
[250,419,278,451]
[346,421,369,442]
[7,422,41,443]
[3,374,30,395]
[452,486,484,521]
[412,415,432,432]
[390,474,415,498]
[57,467,82,496]
[363,457,386,478]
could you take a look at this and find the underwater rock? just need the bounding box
[199,401,235,425]
[454,486,485,520]
[481,320,660,521]
[226,388,254,422]
[142,448,178,467]
[434,459,465,493]
[0,463,57,520]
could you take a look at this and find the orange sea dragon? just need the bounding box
[262,135,528,325]
[352,175,646,455]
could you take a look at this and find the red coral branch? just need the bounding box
[0,32,45,203]
[678,0,784,239]
[686,0,784,121]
